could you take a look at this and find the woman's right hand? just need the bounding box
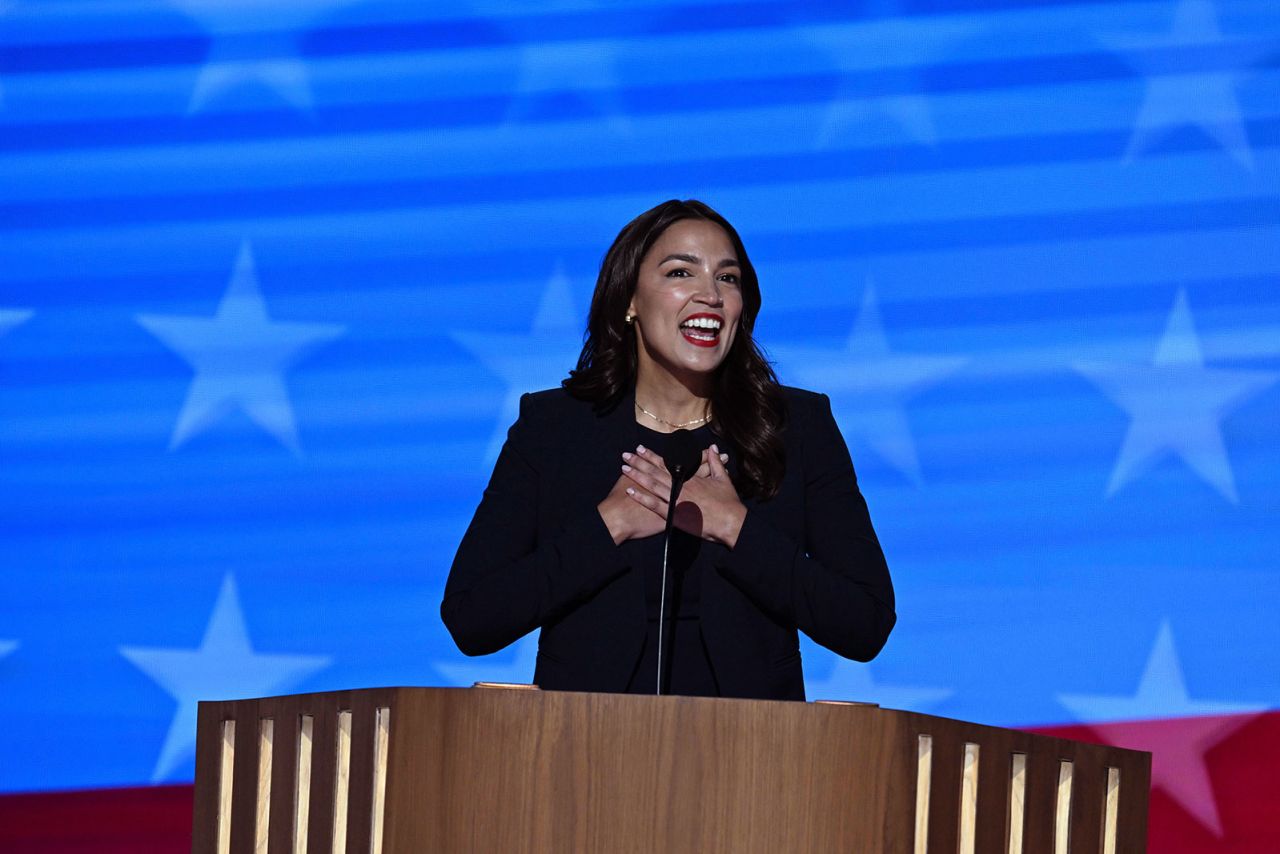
[598,472,665,545]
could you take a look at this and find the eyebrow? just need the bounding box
[659,253,740,269]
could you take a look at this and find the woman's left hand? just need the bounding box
[620,444,747,548]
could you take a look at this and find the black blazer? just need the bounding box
[441,386,895,700]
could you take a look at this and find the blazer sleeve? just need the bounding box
[715,393,896,661]
[440,394,629,656]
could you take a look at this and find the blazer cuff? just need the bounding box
[716,509,799,605]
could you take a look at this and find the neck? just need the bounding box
[634,365,712,432]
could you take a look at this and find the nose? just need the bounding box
[693,272,723,306]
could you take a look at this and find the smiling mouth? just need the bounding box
[679,314,723,348]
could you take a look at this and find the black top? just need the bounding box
[441,386,896,701]
[625,424,718,696]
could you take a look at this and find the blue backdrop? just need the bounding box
[0,0,1277,795]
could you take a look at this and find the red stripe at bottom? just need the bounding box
[1034,709,1280,854]
[0,784,193,854]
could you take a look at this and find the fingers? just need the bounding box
[706,443,730,478]
[695,448,729,478]
[621,445,671,494]
[624,484,667,517]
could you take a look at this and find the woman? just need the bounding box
[441,200,894,700]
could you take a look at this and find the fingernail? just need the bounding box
[711,443,719,452]
[721,454,729,461]
[621,452,632,461]
[637,445,646,454]
[621,464,632,473]
[625,487,635,495]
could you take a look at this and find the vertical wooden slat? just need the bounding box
[345,699,377,854]
[192,702,227,854]
[1102,767,1121,854]
[1114,749,1151,854]
[255,718,274,854]
[957,743,979,854]
[1020,745,1058,852]
[926,732,962,854]
[265,702,299,854]
[230,703,262,854]
[1068,752,1104,854]
[293,715,314,854]
[216,718,236,854]
[306,704,337,854]
[1007,753,1027,854]
[370,707,391,854]
[332,709,353,854]
[1054,760,1074,854]
[913,734,932,854]
[972,731,1013,854]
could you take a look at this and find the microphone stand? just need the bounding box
[654,461,685,696]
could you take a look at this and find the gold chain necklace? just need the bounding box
[635,401,711,429]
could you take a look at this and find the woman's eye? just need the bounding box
[666,268,691,277]
[719,273,740,285]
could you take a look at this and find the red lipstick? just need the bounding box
[679,313,724,348]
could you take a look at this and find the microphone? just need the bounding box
[662,429,703,522]
[655,429,703,695]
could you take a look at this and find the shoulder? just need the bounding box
[778,385,832,431]
[518,386,598,421]
[779,385,827,408]
[511,387,607,444]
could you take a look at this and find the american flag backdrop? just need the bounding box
[1,0,1278,851]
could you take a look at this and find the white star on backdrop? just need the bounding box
[452,264,584,463]
[0,308,34,338]
[137,242,346,455]
[1074,289,1278,502]
[167,0,356,112]
[776,282,966,485]
[1103,0,1268,168]
[504,40,630,133]
[807,3,974,147]
[120,574,331,782]
[804,656,952,711]
[1058,620,1264,835]
[433,634,537,687]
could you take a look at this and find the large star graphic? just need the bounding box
[137,242,346,455]
[486,0,630,133]
[167,0,356,112]
[433,634,537,687]
[807,3,974,147]
[452,264,583,463]
[1058,621,1264,836]
[1102,0,1270,168]
[1074,289,1278,502]
[804,654,952,712]
[120,574,331,782]
[0,308,33,338]
[776,281,966,485]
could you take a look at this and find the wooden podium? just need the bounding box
[192,687,1149,853]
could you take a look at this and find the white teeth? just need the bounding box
[680,317,722,330]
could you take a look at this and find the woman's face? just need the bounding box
[628,218,745,385]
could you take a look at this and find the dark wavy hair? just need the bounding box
[563,199,787,499]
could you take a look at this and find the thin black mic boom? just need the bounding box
[655,429,701,695]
